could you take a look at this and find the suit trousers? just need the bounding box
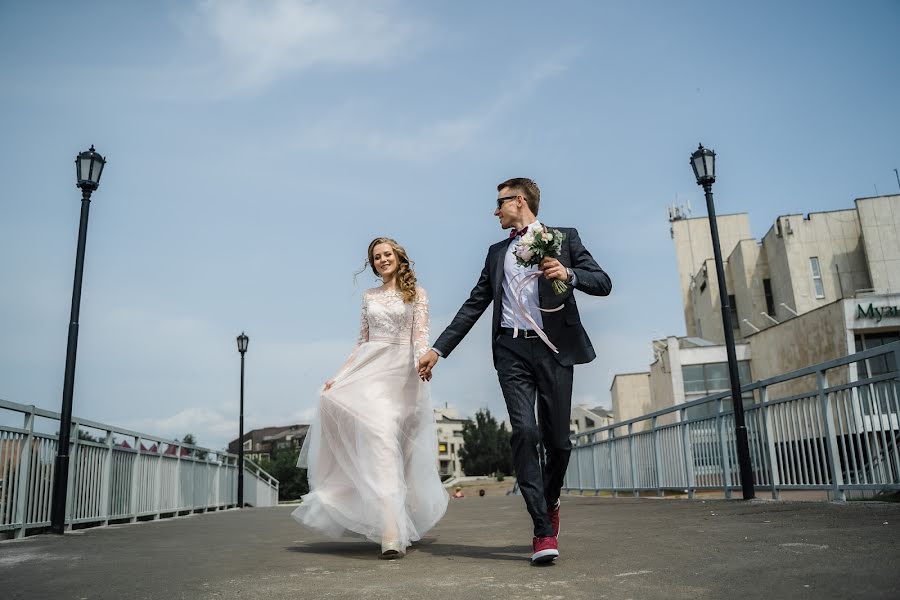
[494,333,573,538]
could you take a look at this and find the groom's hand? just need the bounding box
[418,349,439,381]
[541,257,568,281]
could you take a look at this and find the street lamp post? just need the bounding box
[51,146,107,534]
[236,332,249,507]
[690,143,756,500]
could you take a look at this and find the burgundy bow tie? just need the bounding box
[509,227,529,239]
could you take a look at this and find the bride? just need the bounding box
[292,237,448,559]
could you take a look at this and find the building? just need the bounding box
[434,406,468,480]
[569,404,614,436]
[610,372,652,426]
[227,424,309,462]
[613,194,900,422]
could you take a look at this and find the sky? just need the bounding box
[1,0,899,451]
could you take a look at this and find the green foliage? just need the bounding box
[257,449,309,501]
[77,429,100,443]
[458,409,513,477]
[181,433,208,459]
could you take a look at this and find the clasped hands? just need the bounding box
[417,349,439,382]
[414,259,567,383]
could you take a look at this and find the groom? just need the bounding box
[418,177,611,564]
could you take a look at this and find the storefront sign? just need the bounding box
[856,303,900,323]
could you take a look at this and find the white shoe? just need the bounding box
[380,540,404,559]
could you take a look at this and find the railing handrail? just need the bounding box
[0,397,282,538]
[576,341,900,440]
[244,458,278,487]
[0,396,239,461]
[564,343,900,501]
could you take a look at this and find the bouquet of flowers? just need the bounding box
[512,225,568,294]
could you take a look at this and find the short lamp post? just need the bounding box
[236,332,249,507]
[51,146,107,534]
[690,143,756,500]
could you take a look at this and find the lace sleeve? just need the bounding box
[329,293,368,385]
[411,287,430,364]
[357,292,369,344]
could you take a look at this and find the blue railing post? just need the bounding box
[14,407,36,539]
[628,423,638,497]
[653,416,663,496]
[760,386,781,499]
[819,370,846,501]
[716,398,732,499]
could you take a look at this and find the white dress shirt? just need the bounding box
[430,221,575,357]
[501,220,544,330]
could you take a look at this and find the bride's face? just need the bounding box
[372,243,399,280]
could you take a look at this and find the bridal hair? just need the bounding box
[497,177,540,216]
[364,237,418,303]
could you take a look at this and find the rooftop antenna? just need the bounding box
[668,194,693,237]
[894,168,899,193]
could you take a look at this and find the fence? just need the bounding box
[0,397,279,539]
[565,342,900,501]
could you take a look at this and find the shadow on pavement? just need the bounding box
[410,541,537,563]
[286,541,376,560]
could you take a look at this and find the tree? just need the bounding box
[257,448,309,501]
[181,433,208,459]
[458,409,513,477]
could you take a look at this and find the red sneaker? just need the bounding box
[548,499,561,538]
[531,536,559,563]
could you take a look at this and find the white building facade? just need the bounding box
[613,194,900,422]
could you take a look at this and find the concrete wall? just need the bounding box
[762,210,871,320]
[610,373,652,427]
[857,195,900,293]
[671,214,751,337]
[747,299,848,397]
[728,239,771,338]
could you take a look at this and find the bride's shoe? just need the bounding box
[380,540,404,559]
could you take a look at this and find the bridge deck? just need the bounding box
[2,495,899,599]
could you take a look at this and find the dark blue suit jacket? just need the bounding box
[433,227,611,367]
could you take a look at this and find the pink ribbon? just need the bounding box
[510,271,565,353]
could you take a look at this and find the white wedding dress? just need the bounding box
[291,286,448,551]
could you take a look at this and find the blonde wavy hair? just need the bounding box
[366,237,418,303]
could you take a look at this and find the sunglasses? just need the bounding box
[496,194,522,209]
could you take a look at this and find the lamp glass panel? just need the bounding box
[704,154,715,178]
[90,159,104,183]
[80,157,93,182]
[692,155,706,179]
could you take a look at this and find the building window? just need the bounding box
[728,294,739,329]
[810,257,825,298]
[763,278,775,316]
[438,443,447,454]
[585,417,595,428]
[682,361,754,420]
[854,332,900,415]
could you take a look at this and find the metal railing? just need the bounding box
[565,342,900,501]
[0,398,279,539]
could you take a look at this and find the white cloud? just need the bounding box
[293,44,583,161]
[181,0,422,93]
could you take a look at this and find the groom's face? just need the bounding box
[495,186,522,229]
